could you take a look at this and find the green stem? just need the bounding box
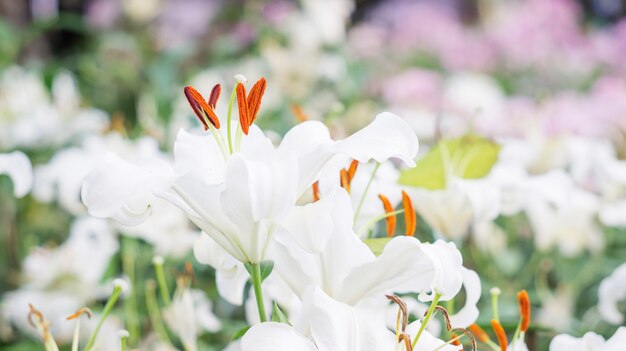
[154,258,171,306]
[145,280,172,345]
[353,162,381,224]
[122,238,140,344]
[412,293,441,348]
[250,263,268,322]
[120,332,128,351]
[226,85,238,154]
[84,285,122,351]
[491,288,501,322]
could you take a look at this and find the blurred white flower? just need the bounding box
[550,327,626,351]
[0,67,107,150]
[598,262,626,325]
[163,288,221,351]
[0,151,33,197]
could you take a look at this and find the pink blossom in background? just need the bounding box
[380,69,443,110]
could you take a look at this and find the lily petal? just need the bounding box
[333,112,419,167]
[241,322,318,351]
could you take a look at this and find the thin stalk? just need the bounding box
[412,293,441,348]
[153,258,171,306]
[353,162,381,224]
[491,288,501,322]
[226,85,238,154]
[84,285,123,351]
[250,263,268,322]
[122,238,140,344]
[145,280,172,345]
[70,320,80,351]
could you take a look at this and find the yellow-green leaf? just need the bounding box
[398,135,500,190]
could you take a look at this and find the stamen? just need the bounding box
[183,86,220,129]
[292,104,309,122]
[66,307,93,321]
[490,320,508,351]
[347,160,358,181]
[312,181,320,202]
[386,294,409,333]
[468,324,491,343]
[208,84,221,109]
[247,77,267,124]
[399,333,413,351]
[236,83,251,134]
[432,305,452,331]
[378,194,396,237]
[401,191,416,236]
[517,289,531,333]
[340,169,351,193]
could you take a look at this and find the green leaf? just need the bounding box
[244,261,274,282]
[398,135,500,190]
[271,302,290,325]
[231,326,251,341]
[364,238,393,256]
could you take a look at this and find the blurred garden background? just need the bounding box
[1,0,626,350]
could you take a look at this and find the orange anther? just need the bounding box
[468,323,490,343]
[340,169,350,193]
[292,104,309,122]
[490,320,508,351]
[517,289,531,332]
[312,181,320,202]
[347,160,358,181]
[378,194,396,237]
[184,86,221,129]
[66,307,93,320]
[401,191,416,236]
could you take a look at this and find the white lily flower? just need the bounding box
[598,262,626,325]
[240,317,461,351]
[549,327,626,351]
[0,151,33,197]
[83,106,418,264]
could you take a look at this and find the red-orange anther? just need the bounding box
[235,78,267,135]
[247,77,266,124]
[401,191,416,236]
[208,84,221,109]
[184,86,221,129]
[517,289,531,332]
[468,323,490,343]
[312,181,320,202]
[236,83,250,134]
[378,194,396,237]
[490,320,508,351]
